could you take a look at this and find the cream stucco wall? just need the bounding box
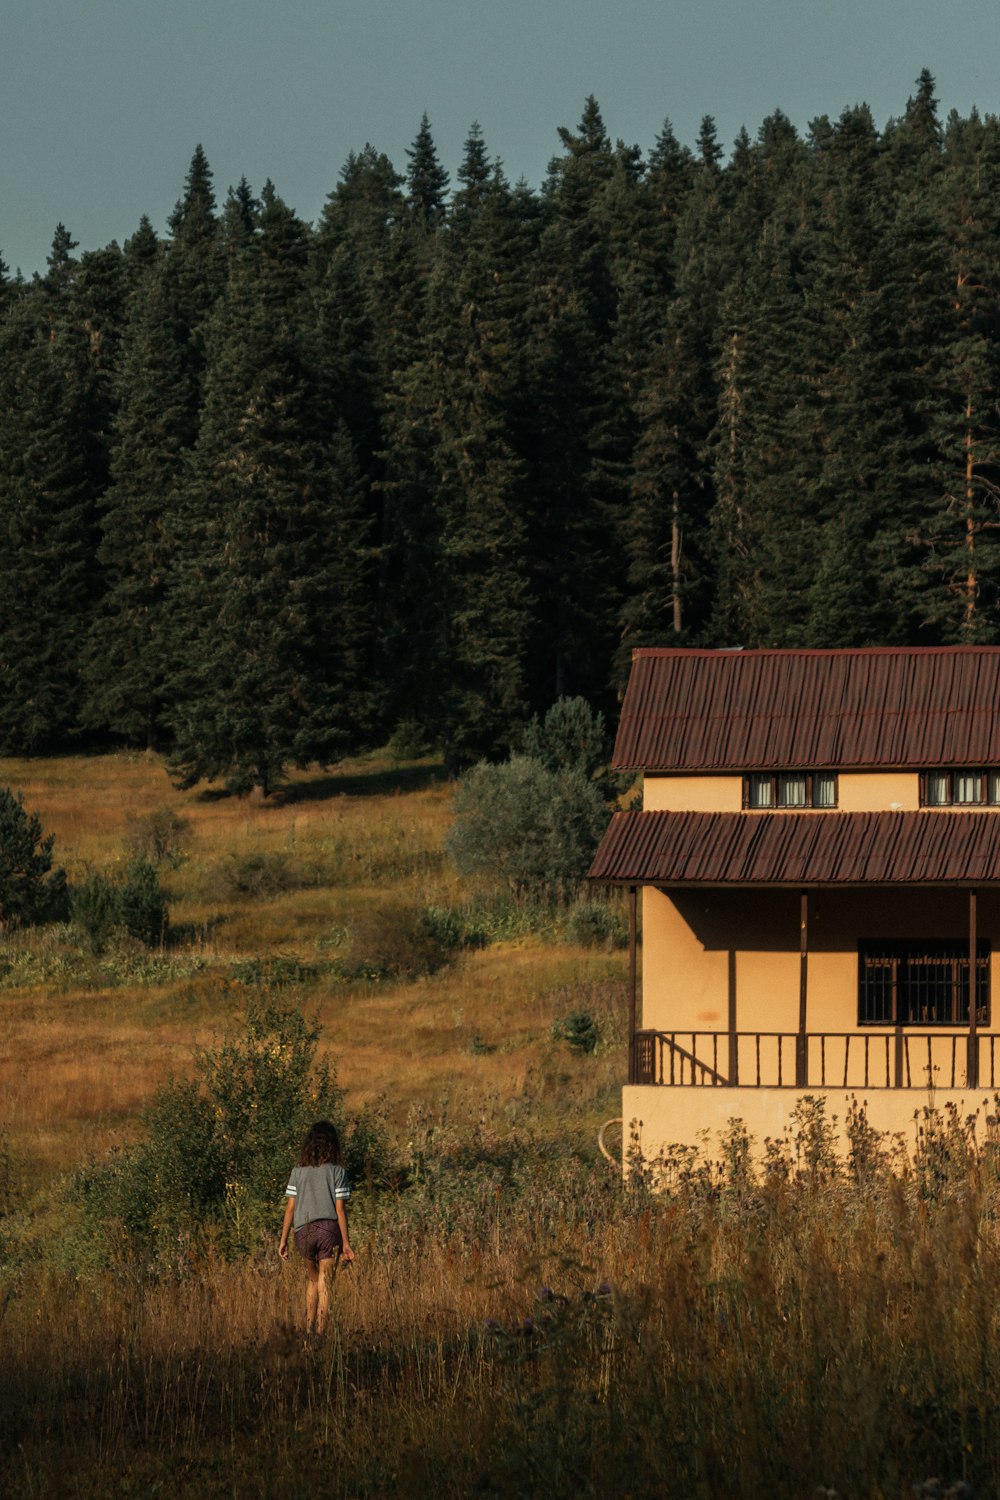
[643,774,743,812]
[643,769,922,813]
[624,1084,998,1166]
[641,884,1000,1039]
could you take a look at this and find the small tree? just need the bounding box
[521,697,625,803]
[0,787,68,929]
[446,755,607,901]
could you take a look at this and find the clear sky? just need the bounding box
[3,0,1000,277]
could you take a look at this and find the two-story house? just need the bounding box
[588,646,1000,1159]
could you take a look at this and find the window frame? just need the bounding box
[858,939,991,1028]
[919,770,1000,807]
[742,771,839,810]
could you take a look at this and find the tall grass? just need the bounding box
[4,1119,1000,1496]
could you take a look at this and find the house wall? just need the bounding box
[643,770,921,813]
[623,1084,997,1168]
[641,885,1000,1037]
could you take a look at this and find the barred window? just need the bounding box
[858,940,990,1027]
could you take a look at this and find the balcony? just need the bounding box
[631,1028,1000,1090]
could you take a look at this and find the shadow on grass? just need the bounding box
[280,762,449,804]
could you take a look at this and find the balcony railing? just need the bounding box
[630,1029,1000,1090]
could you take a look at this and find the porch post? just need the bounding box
[797,890,809,1087]
[727,950,739,1086]
[968,887,979,1089]
[628,885,638,1085]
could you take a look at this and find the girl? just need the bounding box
[278,1120,354,1335]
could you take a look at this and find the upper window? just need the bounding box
[744,772,838,810]
[921,770,1000,807]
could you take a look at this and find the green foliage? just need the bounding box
[566,898,628,950]
[333,902,457,981]
[0,787,68,928]
[70,860,168,953]
[550,1009,600,1054]
[117,859,169,946]
[75,999,390,1260]
[446,756,607,901]
[385,720,430,763]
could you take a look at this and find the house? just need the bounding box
[588,646,1000,1160]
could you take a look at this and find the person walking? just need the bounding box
[278,1120,354,1335]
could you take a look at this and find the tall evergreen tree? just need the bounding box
[165,187,372,793]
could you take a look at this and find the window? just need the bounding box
[920,770,1000,807]
[858,940,990,1026]
[744,772,838,809]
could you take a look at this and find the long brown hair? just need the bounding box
[298,1120,342,1167]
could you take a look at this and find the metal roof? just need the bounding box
[612,647,1000,771]
[588,810,1000,886]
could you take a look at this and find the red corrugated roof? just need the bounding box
[612,647,1000,771]
[588,810,1000,885]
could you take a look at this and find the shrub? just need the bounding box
[446,756,607,902]
[70,872,121,955]
[75,1000,391,1260]
[385,719,430,763]
[220,851,297,900]
[566,898,628,950]
[123,807,191,868]
[0,786,69,929]
[70,861,169,954]
[118,859,169,947]
[551,1009,600,1054]
[335,903,455,981]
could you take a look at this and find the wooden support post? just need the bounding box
[628,885,638,1085]
[728,949,739,1086]
[968,887,979,1089]
[797,891,809,1087]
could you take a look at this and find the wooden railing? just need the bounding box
[630,1029,1000,1090]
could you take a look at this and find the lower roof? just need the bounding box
[588,810,1000,887]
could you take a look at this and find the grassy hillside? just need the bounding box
[0,750,627,1183]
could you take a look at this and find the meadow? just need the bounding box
[2,752,999,1497]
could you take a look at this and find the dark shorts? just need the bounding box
[294,1218,343,1264]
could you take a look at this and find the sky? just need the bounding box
[3,0,1000,277]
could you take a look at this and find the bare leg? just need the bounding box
[316,1253,340,1334]
[304,1259,320,1333]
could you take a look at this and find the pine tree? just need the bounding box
[406,113,450,228]
[0,289,104,750]
[165,187,372,794]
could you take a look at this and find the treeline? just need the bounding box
[2,73,1000,788]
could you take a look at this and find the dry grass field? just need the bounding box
[0,751,626,1184]
[4,753,1000,1497]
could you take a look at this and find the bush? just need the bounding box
[334,903,456,981]
[123,807,191,868]
[385,720,430,763]
[118,859,169,946]
[70,873,120,955]
[566,898,628,950]
[446,756,607,901]
[0,786,69,929]
[220,851,298,900]
[75,1000,392,1260]
[70,860,169,954]
[550,1009,600,1054]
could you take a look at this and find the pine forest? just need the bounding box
[3,73,999,788]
